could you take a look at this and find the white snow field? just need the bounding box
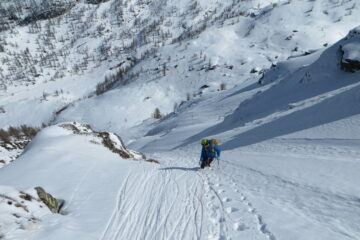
[1,0,360,239]
[1,26,360,240]
[1,0,359,129]
[1,124,358,240]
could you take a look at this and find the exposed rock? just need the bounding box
[60,122,147,161]
[200,84,210,89]
[146,159,160,164]
[208,65,217,71]
[86,0,110,4]
[340,43,360,73]
[345,26,360,40]
[35,187,64,214]
[341,58,360,72]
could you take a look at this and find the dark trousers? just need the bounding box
[201,157,213,169]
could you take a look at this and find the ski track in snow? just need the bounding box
[96,143,360,240]
[99,164,206,240]
[98,151,277,240]
[63,154,100,212]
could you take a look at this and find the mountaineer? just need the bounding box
[199,138,221,169]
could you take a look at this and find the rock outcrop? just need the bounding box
[60,122,147,161]
[35,187,64,214]
[340,26,360,73]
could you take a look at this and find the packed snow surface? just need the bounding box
[1,30,360,239]
[0,124,359,240]
[0,0,360,239]
[1,0,360,130]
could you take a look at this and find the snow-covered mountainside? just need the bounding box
[1,0,359,128]
[0,122,152,239]
[0,0,360,239]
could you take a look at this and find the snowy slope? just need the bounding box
[0,123,148,239]
[1,0,360,240]
[1,0,359,130]
[127,26,360,239]
[127,26,360,151]
[54,0,360,132]
[0,26,359,240]
[0,186,51,237]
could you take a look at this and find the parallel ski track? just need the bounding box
[99,152,289,240]
[99,163,206,240]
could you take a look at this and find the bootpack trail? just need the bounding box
[0,123,359,240]
[98,148,279,240]
[97,141,360,240]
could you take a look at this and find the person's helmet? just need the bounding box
[201,139,208,145]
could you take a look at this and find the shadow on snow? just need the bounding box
[159,167,200,171]
[175,81,360,151]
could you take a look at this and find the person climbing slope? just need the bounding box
[199,138,221,169]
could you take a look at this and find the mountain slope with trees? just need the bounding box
[0,1,359,239]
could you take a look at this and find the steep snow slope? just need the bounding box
[0,26,359,240]
[127,26,360,152]
[0,123,147,239]
[1,0,359,129]
[125,27,360,240]
[1,1,360,239]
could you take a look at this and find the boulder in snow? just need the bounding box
[340,43,360,72]
[35,187,64,214]
[340,26,360,73]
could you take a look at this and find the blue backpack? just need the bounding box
[204,139,217,158]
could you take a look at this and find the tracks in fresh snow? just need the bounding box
[220,158,360,240]
[202,168,277,240]
[99,152,277,240]
[97,142,360,240]
[99,167,205,240]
